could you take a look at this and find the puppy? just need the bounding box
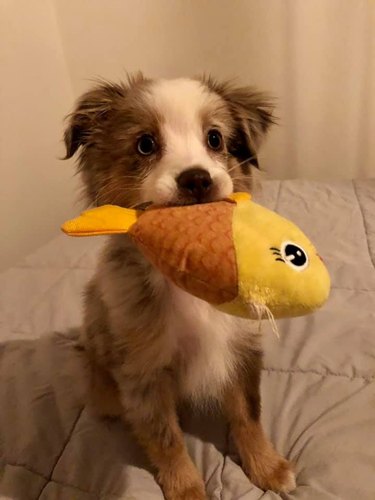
[64,74,295,499]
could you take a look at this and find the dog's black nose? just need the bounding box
[176,168,213,202]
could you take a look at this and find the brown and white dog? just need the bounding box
[64,74,296,499]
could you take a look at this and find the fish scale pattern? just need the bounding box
[130,201,238,304]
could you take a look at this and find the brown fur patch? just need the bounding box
[87,362,122,418]
[64,75,163,208]
[200,75,275,171]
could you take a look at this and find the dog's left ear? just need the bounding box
[203,77,275,168]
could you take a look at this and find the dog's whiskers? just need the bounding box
[94,183,143,207]
[226,155,258,174]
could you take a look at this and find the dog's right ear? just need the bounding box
[63,82,126,159]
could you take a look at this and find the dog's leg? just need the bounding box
[115,370,206,500]
[87,362,123,418]
[223,352,296,493]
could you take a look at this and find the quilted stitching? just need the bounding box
[353,180,375,270]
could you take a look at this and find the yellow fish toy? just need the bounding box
[62,193,330,321]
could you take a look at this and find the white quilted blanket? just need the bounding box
[1,180,374,500]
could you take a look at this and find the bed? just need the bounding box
[1,179,374,500]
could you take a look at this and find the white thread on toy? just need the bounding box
[265,306,280,339]
[248,303,280,339]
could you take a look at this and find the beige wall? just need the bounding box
[1,0,78,271]
[56,0,375,180]
[2,0,375,270]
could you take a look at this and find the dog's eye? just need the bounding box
[207,129,223,151]
[137,134,157,156]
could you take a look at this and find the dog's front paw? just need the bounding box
[177,484,207,500]
[163,482,207,500]
[245,451,296,493]
[159,466,207,500]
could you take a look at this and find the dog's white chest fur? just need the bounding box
[166,285,241,401]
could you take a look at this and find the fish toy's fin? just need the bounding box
[61,205,139,237]
[228,192,251,203]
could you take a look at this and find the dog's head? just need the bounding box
[64,74,274,207]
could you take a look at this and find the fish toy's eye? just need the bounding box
[281,241,309,271]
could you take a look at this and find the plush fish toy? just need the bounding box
[62,193,330,320]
